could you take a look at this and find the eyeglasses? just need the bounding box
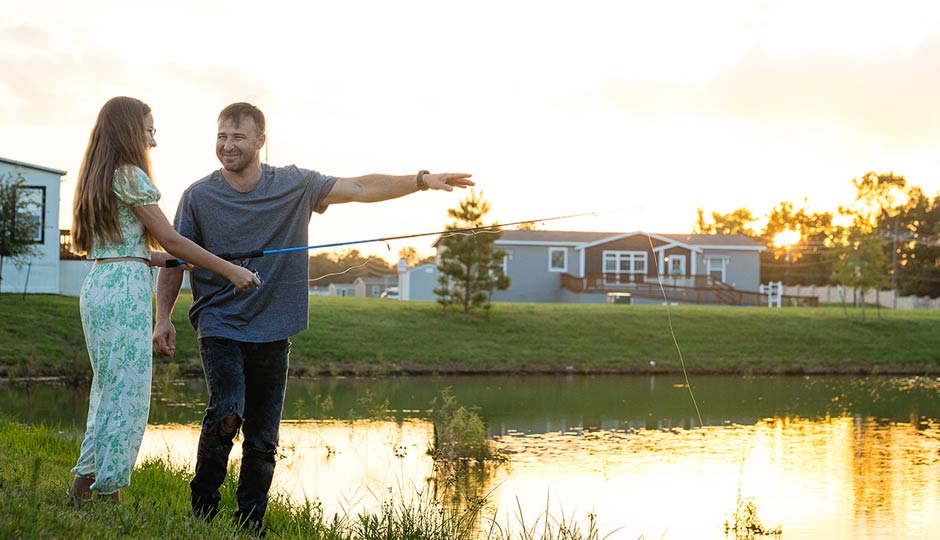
[145,127,157,138]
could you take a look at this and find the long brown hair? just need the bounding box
[72,96,157,254]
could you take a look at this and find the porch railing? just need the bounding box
[560,273,819,307]
[59,229,85,260]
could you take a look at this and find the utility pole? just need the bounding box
[891,220,898,309]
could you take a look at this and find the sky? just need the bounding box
[3,0,940,261]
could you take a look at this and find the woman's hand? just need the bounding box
[227,264,261,290]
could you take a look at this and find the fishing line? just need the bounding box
[164,211,598,268]
[647,233,704,427]
[245,228,524,287]
[308,258,380,283]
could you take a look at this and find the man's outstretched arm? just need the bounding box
[323,171,473,205]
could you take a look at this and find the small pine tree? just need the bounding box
[434,189,510,314]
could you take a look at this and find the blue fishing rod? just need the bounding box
[164,211,597,268]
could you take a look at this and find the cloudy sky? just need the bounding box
[2,0,940,260]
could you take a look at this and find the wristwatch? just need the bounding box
[416,170,430,191]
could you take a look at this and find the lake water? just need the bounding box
[3,374,939,539]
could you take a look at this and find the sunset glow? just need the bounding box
[773,229,802,249]
[3,2,940,261]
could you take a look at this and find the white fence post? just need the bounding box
[760,281,782,308]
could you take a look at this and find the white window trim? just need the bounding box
[602,250,647,275]
[548,247,568,273]
[503,249,512,274]
[667,254,686,276]
[705,256,728,282]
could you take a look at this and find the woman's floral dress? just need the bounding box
[71,165,160,495]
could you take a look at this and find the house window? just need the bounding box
[706,256,728,282]
[603,251,646,274]
[18,185,46,244]
[549,247,567,272]
[602,251,647,283]
[502,249,512,274]
[371,285,380,296]
[667,254,686,276]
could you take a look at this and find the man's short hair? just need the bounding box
[219,102,266,136]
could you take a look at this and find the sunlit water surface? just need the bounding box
[5,374,940,539]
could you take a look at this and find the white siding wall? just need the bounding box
[0,162,64,294]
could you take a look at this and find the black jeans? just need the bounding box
[190,337,290,526]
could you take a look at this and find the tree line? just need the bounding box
[307,248,435,287]
[696,171,940,298]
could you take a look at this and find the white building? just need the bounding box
[0,157,69,294]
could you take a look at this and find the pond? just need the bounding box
[3,374,939,539]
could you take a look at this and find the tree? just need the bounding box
[693,207,759,236]
[0,170,43,289]
[841,171,908,231]
[398,246,419,267]
[891,187,940,297]
[397,246,437,268]
[434,189,510,314]
[838,172,910,300]
[830,231,890,319]
[307,249,394,286]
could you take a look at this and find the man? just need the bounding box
[151,102,472,529]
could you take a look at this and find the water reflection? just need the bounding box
[140,420,437,514]
[3,375,940,539]
[135,414,940,540]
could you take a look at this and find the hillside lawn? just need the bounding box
[2,294,939,378]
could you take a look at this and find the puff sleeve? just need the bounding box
[114,166,161,207]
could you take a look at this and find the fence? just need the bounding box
[783,284,940,310]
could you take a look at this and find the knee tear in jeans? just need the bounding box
[218,414,242,437]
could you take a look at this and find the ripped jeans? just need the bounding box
[190,336,290,525]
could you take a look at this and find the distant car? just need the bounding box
[379,287,400,299]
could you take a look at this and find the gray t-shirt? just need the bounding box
[175,164,337,342]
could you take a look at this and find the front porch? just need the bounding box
[560,273,819,307]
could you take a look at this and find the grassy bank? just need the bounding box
[0,417,602,540]
[3,294,940,378]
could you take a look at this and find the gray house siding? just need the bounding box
[695,249,761,292]
[399,264,439,301]
[354,277,392,297]
[492,244,581,303]
[438,231,763,304]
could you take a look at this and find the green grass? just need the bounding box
[0,417,606,540]
[3,294,940,377]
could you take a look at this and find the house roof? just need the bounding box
[328,282,356,289]
[353,276,391,285]
[0,156,67,176]
[401,263,436,274]
[495,230,763,249]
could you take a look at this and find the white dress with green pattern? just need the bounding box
[71,166,160,495]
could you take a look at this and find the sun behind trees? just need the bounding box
[696,171,940,298]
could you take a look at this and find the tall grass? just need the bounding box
[429,388,497,462]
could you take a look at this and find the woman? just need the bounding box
[69,97,259,501]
